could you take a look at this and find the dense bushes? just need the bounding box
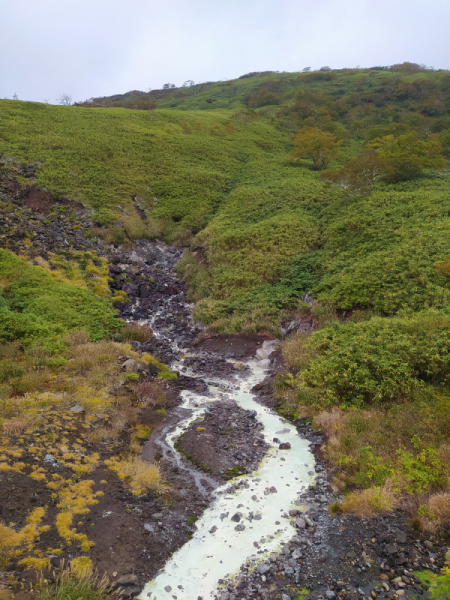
[296,311,450,407]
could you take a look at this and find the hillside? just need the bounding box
[1,64,450,587]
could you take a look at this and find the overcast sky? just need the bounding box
[2,0,449,104]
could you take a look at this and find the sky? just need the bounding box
[2,0,450,104]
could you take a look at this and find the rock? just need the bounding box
[233,362,245,371]
[325,592,336,600]
[256,563,270,575]
[288,509,298,516]
[231,512,242,522]
[164,586,172,592]
[279,442,291,450]
[281,594,291,600]
[44,454,55,462]
[235,523,245,531]
[122,359,140,372]
[395,529,407,544]
[424,540,434,550]
[146,363,161,376]
[112,574,141,597]
[385,543,398,555]
[259,359,271,368]
[304,515,314,527]
[295,517,306,529]
[114,574,139,587]
[69,404,85,413]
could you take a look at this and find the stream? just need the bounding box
[121,243,316,600]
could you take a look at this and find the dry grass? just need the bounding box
[339,484,399,516]
[134,380,167,407]
[68,341,123,372]
[314,407,346,436]
[417,492,450,532]
[104,456,168,495]
[281,332,310,371]
[2,419,27,436]
[116,323,153,343]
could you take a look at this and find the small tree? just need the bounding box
[290,127,342,169]
[58,94,72,105]
[321,149,392,195]
[182,80,195,87]
[302,67,311,72]
[12,92,18,100]
[162,83,176,90]
[368,132,445,181]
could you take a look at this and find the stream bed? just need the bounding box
[125,244,316,599]
[141,359,315,600]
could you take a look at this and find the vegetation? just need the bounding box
[0,250,122,344]
[1,63,450,540]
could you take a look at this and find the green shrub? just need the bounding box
[298,310,450,407]
[0,250,122,344]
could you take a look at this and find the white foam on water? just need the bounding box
[140,360,314,600]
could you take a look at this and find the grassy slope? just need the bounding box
[0,67,450,533]
[0,249,121,344]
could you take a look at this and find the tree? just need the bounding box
[12,93,18,100]
[321,149,391,195]
[290,127,342,169]
[182,80,195,87]
[58,94,72,105]
[302,67,311,72]
[320,66,331,71]
[368,132,446,181]
[162,83,176,90]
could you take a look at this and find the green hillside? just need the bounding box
[1,63,450,537]
[2,64,450,335]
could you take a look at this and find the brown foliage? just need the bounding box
[116,323,153,343]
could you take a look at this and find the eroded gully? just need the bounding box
[118,242,315,600]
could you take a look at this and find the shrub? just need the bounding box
[134,380,166,406]
[339,485,398,516]
[116,323,153,343]
[298,310,450,407]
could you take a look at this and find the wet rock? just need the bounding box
[235,523,245,531]
[112,574,141,597]
[233,362,245,371]
[279,442,291,450]
[231,512,242,522]
[288,509,298,517]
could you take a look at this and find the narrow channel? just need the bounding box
[126,243,316,600]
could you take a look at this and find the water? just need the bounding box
[140,359,315,600]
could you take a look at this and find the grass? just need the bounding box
[37,563,112,600]
[0,328,170,573]
[1,67,450,333]
[1,65,450,536]
[0,249,122,344]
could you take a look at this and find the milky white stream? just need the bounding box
[140,359,315,600]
